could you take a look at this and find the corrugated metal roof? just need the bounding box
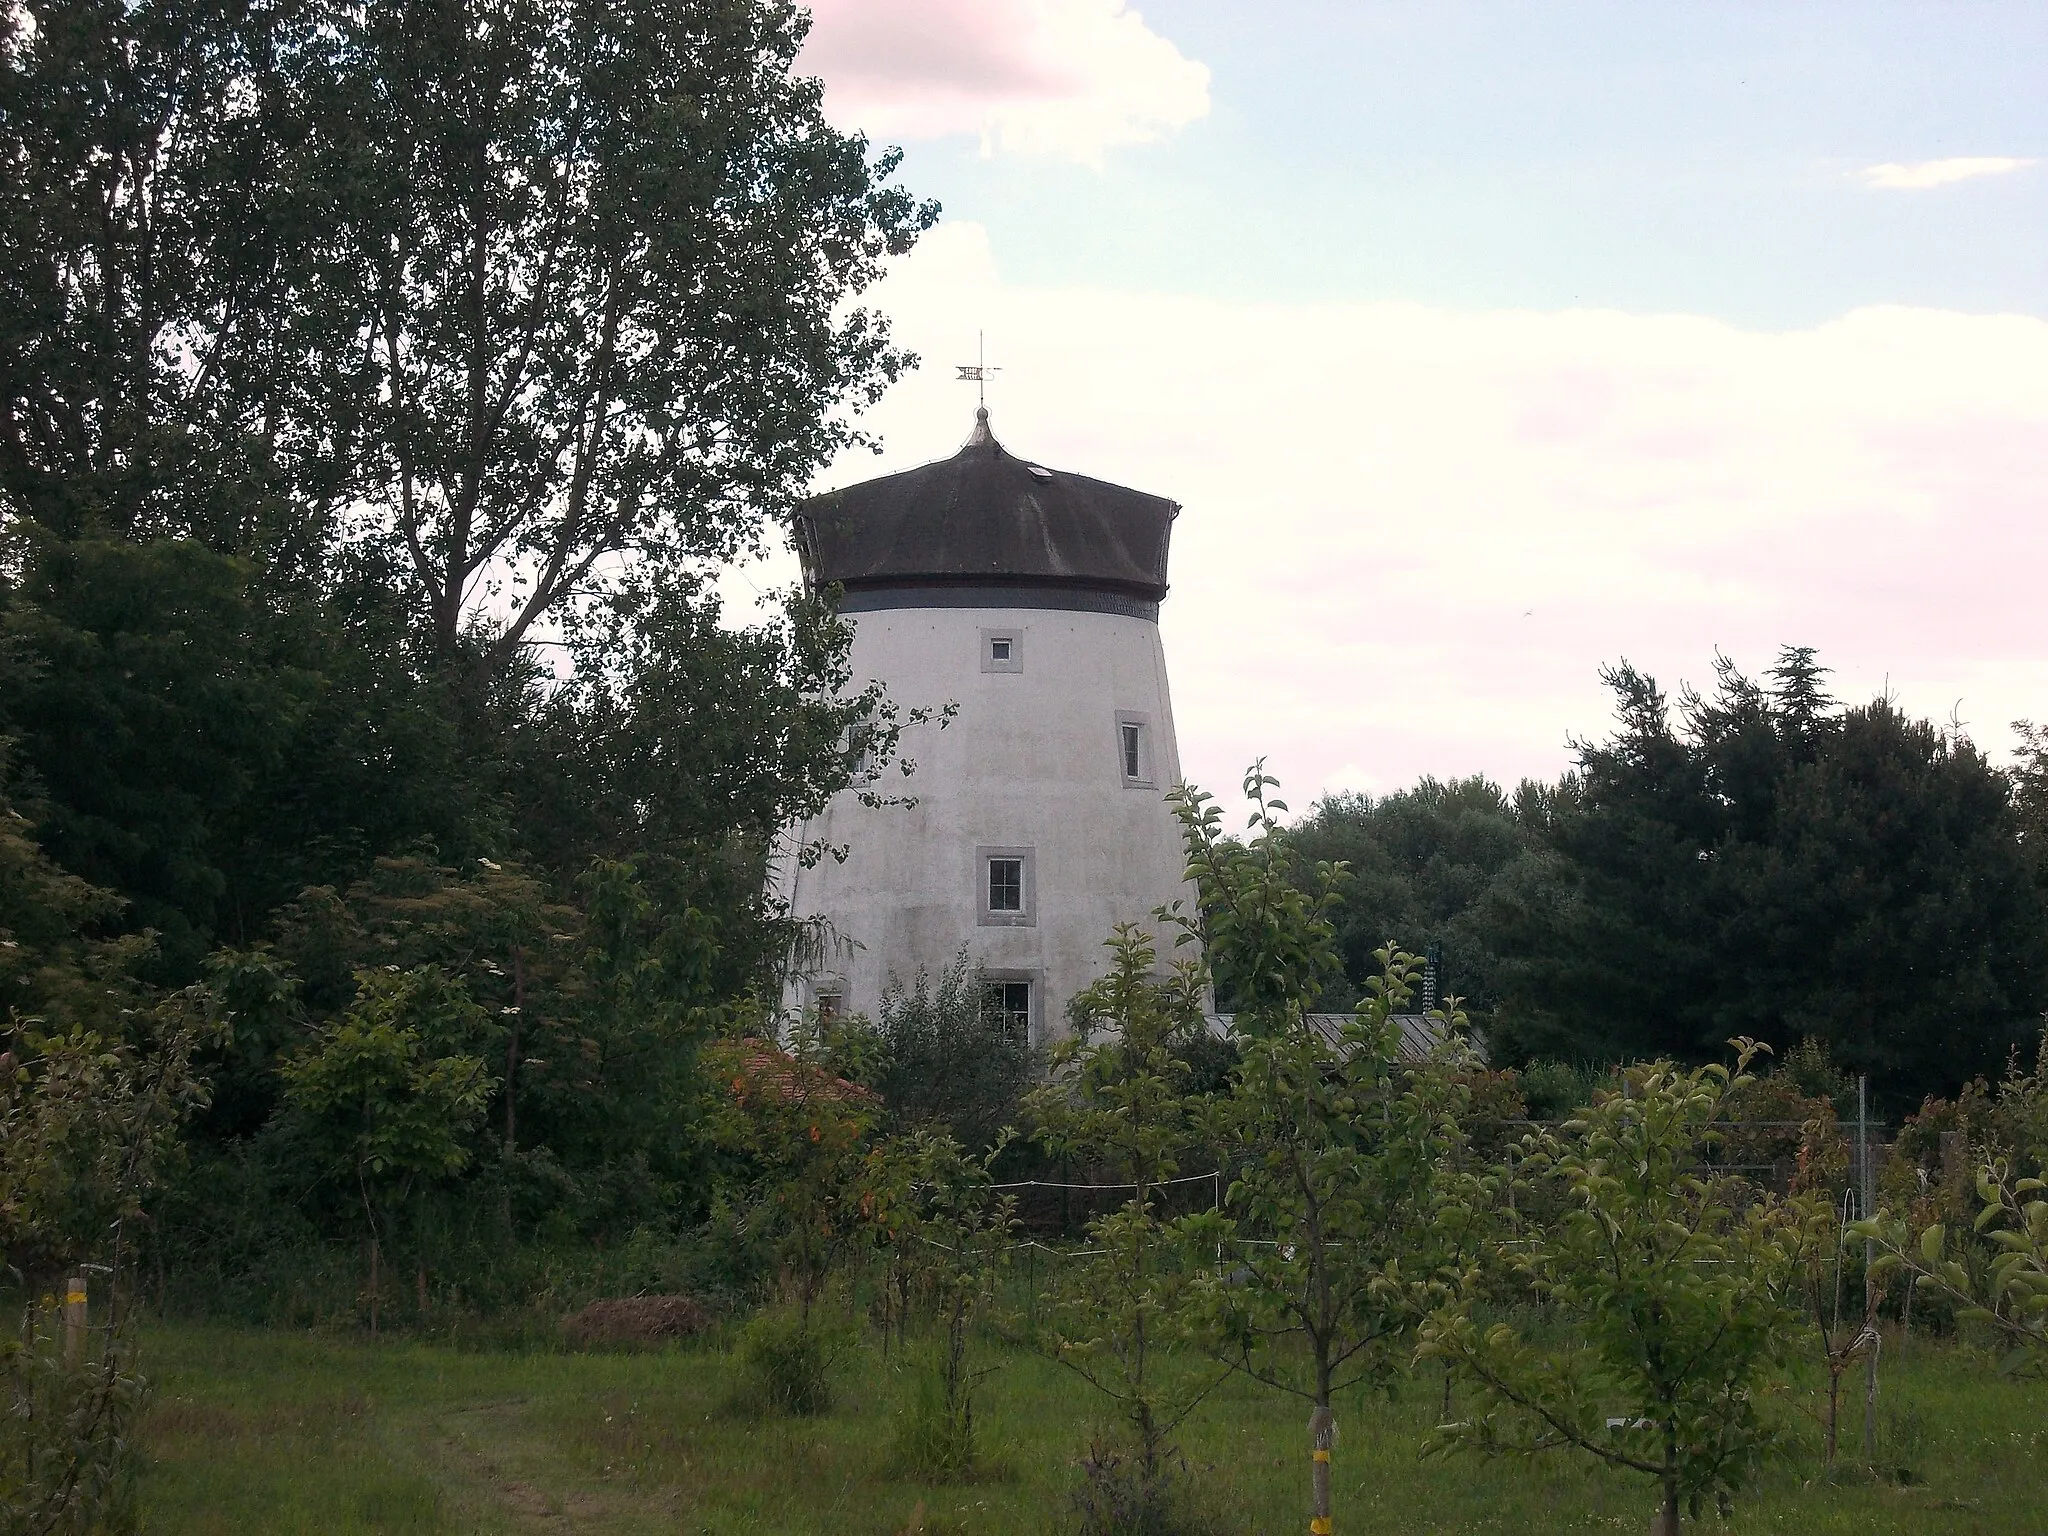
[1205,1013,1473,1064]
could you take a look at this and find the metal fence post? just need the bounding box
[1859,1074,1878,1461]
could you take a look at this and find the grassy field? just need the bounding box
[134,1322,2046,1535]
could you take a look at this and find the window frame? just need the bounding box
[980,627,1025,674]
[980,977,1035,1043]
[846,718,876,777]
[1114,710,1155,787]
[987,857,1024,913]
[975,845,1037,927]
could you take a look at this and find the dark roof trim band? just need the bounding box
[833,583,1161,621]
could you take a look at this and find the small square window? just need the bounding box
[815,990,843,1023]
[988,857,1023,912]
[981,628,1024,673]
[983,981,1031,1039]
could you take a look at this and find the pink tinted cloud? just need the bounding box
[800,0,1209,162]
[803,0,1075,101]
[773,225,2048,808]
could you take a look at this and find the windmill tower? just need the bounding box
[775,405,1194,1044]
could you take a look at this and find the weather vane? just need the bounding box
[955,330,1000,409]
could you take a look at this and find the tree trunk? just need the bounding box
[505,945,525,1155]
[1309,1403,1335,1534]
[368,1238,381,1338]
[1824,1365,1841,1465]
[1656,1430,1680,1535]
[1654,1480,1680,1535]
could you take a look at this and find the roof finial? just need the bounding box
[955,328,1000,423]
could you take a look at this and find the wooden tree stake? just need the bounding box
[63,1275,88,1366]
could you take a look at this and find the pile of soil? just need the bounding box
[559,1294,711,1349]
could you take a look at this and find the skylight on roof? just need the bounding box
[1026,464,1053,481]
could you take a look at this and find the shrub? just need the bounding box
[2,1300,145,1536]
[870,951,1034,1152]
[1517,1059,1604,1122]
[1072,1438,1215,1536]
[1423,1044,1811,1535]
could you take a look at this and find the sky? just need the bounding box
[741,0,2048,808]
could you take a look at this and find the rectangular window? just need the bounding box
[815,990,842,1024]
[990,637,1011,661]
[977,845,1035,926]
[983,981,1031,1040]
[987,857,1023,912]
[1115,711,1154,787]
[848,720,875,774]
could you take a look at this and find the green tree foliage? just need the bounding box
[1,0,932,975]
[167,851,743,1284]
[4,0,934,636]
[267,0,937,679]
[1856,1029,2048,1376]
[0,763,220,1535]
[1421,1045,1811,1535]
[1175,766,1482,1536]
[0,755,221,1285]
[1,0,930,1314]
[0,0,311,548]
[0,532,478,971]
[703,1035,877,1328]
[1283,775,1563,1022]
[1495,650,2047,1102]
[278,965,496,1326]
[1863,1162,2048,1378]
[2012,721,2048,892]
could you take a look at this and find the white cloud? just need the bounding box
[1860,157,2037,190]
[737,222,2048,807]
[800,0,1209,165]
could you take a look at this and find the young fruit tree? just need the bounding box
[1172,766,1484,1536]
[864,1128,1017,1478]
[1853,1031,2048,1377]
[1856,1160,2048,1377]
[703,1035,877,1329]
[1024,923,1221,1524]
[279,966,497,1334]
[1419,1044,1809,1535]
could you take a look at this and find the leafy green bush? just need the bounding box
[1072,1438,1217,1536]
[867,951,1035,1152]
[1516,1059,1605,1121]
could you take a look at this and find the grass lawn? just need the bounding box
[135,1323,2046,1534]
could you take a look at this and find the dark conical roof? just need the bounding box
[794,410,1179,610]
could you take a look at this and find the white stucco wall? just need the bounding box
[775,600,1196,1044]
